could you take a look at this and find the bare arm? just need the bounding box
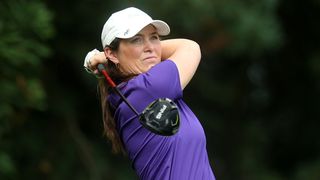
[84,39,201,89]
[83,49,107,74]
[161,39,201,89]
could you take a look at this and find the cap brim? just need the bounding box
[115,20,170,39]
[151,20,170,36]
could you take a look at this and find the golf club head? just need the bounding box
[139,98,180,136]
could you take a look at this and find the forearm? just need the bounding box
[161,39,202,89]
[161,39,201,61]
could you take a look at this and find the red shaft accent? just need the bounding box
[101,70,116,88]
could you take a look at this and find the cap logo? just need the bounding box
[124,29,130,36]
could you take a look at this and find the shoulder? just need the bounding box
[136,60,179,86]
[129,60,182,99]
[149,60,177,73]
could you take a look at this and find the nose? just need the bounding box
[144,39,154,52]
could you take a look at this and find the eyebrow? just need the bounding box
[135,31,158,37]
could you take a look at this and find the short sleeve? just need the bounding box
[136,60,182,100]
[108,60,183,124]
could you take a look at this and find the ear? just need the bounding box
[104,47,119,64]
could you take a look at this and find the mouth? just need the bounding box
[143,56,158,61]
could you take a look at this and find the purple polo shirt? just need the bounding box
[108,60,215,180]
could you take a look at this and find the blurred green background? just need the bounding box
[1,0,319,179]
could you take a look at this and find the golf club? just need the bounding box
[97,64,180,136]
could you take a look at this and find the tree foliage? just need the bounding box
[0,0,54,179]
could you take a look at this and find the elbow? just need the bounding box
[185,39,201,61]
[194,40,202,60]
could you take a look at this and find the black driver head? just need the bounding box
[139,98,180,136]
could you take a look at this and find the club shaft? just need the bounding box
[113,87,140,116]
[98,64,140,116]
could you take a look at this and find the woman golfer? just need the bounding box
[84,7,215,180]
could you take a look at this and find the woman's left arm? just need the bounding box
[161,39,201,90]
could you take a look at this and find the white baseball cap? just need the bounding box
[101,7,170,48]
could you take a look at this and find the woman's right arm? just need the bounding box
[161,39,201,90]
[83,49,107,75]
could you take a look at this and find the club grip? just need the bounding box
[97,64,116,88]
[97,64,105,72]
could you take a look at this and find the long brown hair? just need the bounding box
[98,38,130,154]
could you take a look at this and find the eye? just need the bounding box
[130,36,143,44]
[150,34,159,40]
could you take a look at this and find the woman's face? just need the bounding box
[110,25,162,75]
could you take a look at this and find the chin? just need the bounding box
[149,61,161,68]
[141,60,160,72]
